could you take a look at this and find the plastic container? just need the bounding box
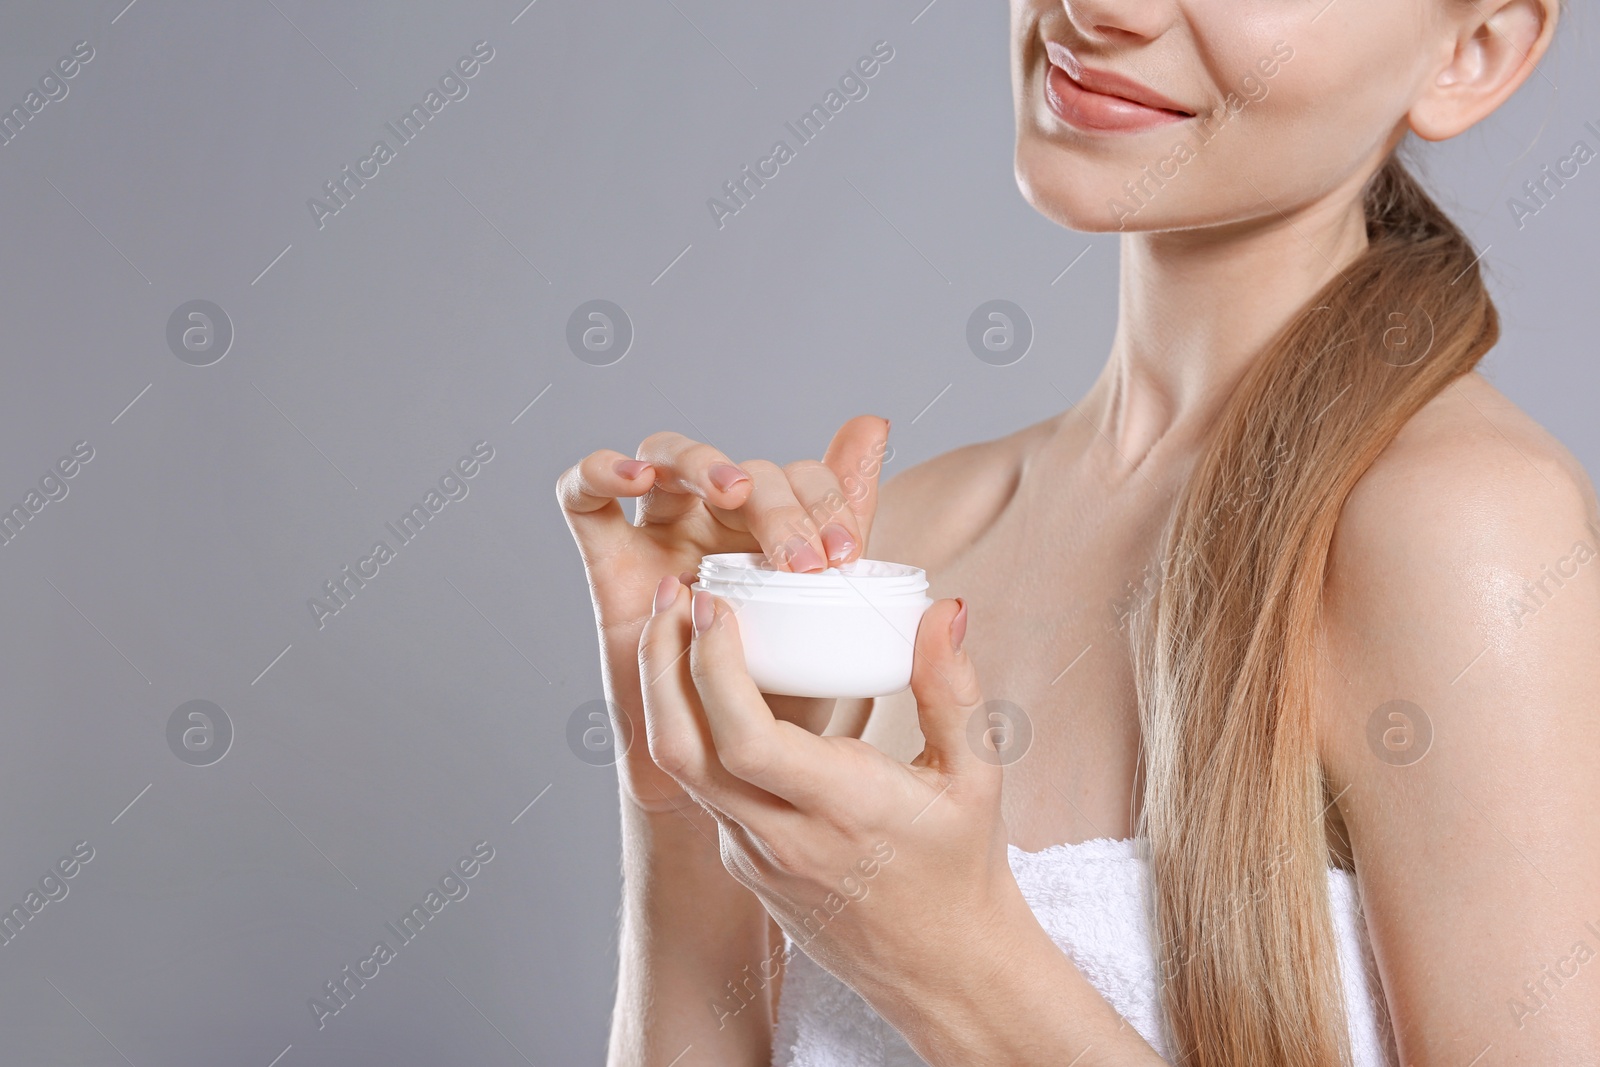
[690,552,933,699]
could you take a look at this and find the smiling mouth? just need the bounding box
[1036,37,1196,134]
[1043,63,1193,133]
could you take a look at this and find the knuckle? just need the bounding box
[761,504,817,542]
[739,458,783,480]
[637,430,679,455]
[955,674,986,711]
[648,734,693,777]
[719,733,775,780]
[782,457,828,478]
[683,440,726,470]
[821,797,860,837]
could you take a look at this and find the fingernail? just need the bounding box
[784,537,827,573]
[692,589,714,635]
[615,459,652,479]
[820,523,856,563]
[950,597,967,653]
[708,463,750,492]
[652,575,677,616]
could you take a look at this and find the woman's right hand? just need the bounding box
[555,414,891,813]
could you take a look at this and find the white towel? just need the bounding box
[771,837,1398,1066]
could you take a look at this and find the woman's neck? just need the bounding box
[1085,183,1373,471]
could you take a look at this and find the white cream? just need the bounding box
[691,552,932,699]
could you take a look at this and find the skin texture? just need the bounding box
[560,0,1599,1063]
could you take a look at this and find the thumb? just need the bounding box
[909,597,992,778]
[822,414,891,547]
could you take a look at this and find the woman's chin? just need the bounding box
[1014,167,1153,235]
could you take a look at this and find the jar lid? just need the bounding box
[695,551,928,601]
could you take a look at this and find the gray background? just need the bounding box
[0,1,1592,1064]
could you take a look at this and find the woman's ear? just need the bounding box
[1408,0,1557,142]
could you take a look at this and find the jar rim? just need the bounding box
[695,551,928,597]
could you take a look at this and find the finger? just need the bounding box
[821,414,891,550]
[782,458,863,566]
[639,576,790,821]
[633,430,753,525]
[554,447,662,563]
[908,597,993,781]
[688,589,846,807]
[724,459,829,573]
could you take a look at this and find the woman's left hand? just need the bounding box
[638,576,1036,1018]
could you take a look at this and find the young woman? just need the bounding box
[558,0,1598,1063]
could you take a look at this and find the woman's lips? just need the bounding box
[1044,62,1191,133]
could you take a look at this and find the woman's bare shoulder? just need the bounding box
[1330,370,1597,579]
[1318,367,1600,739]
[867,413,1061,571]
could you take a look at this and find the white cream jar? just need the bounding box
[691,552,932,699]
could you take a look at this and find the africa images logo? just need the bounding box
[309,841,495,1030]
[308,441,494,629]
[307,41,495,231]
[706,41,895,230]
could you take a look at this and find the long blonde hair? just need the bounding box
[1131,142,1501,1065]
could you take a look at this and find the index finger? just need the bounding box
[555,447,662,563]
[633,430,754,521]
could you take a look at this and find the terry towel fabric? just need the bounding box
[771,836,1399,1066]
